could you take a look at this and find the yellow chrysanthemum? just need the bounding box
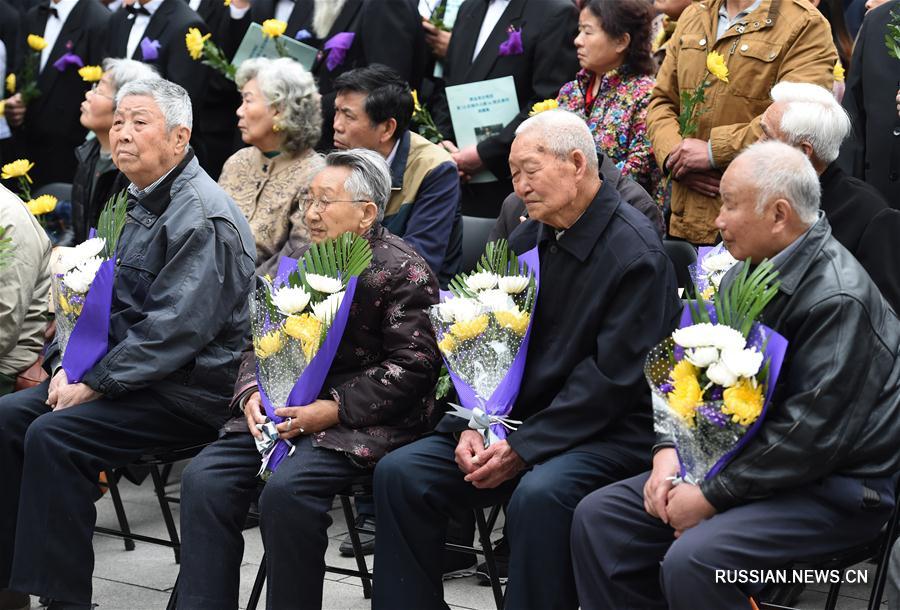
[833,60,845,83]
[706,51,729,83]
[261,19,287,38]
[59,294,72,314]
[722,377,765,426]
[27,34,48,51]
[701,285,715,301]
[223,0,230,5]
[667,360,703,425]
[411,89,421,111]
[26,194,57,216]
[78,65,103,82]
[437,334,457,355]
[5,73,15,94]
[494,309,530,336]
[0,100,5,116]
[529,98,559,116]
[284,313,321,343]
[255,329,283,359]
[1,159,35,182]
[449,314,489,341]
[185,27,211,61]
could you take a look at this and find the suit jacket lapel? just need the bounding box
[464,0,526,83]
[250,0,275,23]
[137,0,176,58]
[448,0,485,78]
[325,0,362,38]
[37,0,85,90]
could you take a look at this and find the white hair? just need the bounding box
[770,81,851,164]
[101,58,160,95]
[324,149,391,222]
[514,109,599,172]
[115,78,193,131]
[737,141,821,226]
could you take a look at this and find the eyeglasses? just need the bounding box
[89,82,114,101]
[302,197,369,213]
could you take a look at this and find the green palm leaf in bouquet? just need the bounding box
[96,189,129,259]
[688,259,781,336]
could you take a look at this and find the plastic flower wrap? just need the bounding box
[644,260,788,484]
[689,242,738,300]
[51,190,128,382]
[432,240,540,446]
[678,51,730,137]
[250,232,373,478]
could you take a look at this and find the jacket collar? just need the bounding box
[819,161,842,189]
[768,213,831,296]
[698,0,780,40]
[389,130,411,189]
[536,178,620,263]
[74,137,100,164]
[129,149,196,219]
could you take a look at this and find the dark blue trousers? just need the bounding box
[372,433,648,610]
[571,471,895,610]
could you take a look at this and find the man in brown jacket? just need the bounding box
[647,0,837,244]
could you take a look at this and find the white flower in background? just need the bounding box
[312,291,345,324]
[465,271,499,291]
[706,360,739,387]
[498,275,529,294]
[272,285,311,315]
[305,273,343,294]
[436,297,482,323]
[477,289,516,313]
[719,347,764,379]
[701,248,738,274]
[685,346,719,368]
[58,237,107,272]
[63,256,104,293]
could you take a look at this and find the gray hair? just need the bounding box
[770,81,851,164]
[236,57,322,154]
[737,141,821,226]
[115,78,192,131]
[101,58,160,96]
[324,148,391,222]
[514,109,599,172]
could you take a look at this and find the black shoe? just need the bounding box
[441,550,477,580]
[339,515,375,557]
[476,537,509,586]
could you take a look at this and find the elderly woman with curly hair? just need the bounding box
[557,0,664,205]
[218,57,325,273]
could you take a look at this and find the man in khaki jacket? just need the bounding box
[647,0,837,244]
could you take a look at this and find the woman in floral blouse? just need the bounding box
[557,0,665,205]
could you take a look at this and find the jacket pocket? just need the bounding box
[116,250,158,306]
[676,34,711,91]
[727,39,782,101]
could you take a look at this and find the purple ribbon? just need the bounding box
[498,28,523,57]
[294,29,312,41]
[140,37,160,61]
[61,258,115,383]
[323,32,354,71]
[256,271,359,473]
[52,52,83,72]
[441,247,540,441]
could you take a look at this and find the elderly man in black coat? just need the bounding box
[372,109,681,610]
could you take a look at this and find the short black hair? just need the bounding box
[333,64,414,138]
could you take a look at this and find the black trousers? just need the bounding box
[372,433,647,610]
[177,432,366,610]
[0,381,218,604]
[571,471,896,610]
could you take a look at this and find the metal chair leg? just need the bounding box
[824,578,842,610]
[339,494,373,599]
[247,554,266,610]
[475,507,504,610]
[150,464,181,563]
[106,470,136,551]
[869,505,900,609]
[166,573,178,610]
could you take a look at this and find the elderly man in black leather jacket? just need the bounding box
[0,79,255,610]
[572,141,900,610]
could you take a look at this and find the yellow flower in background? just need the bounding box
[185,28,211,60]
[0,100,5,116]
[833,60,845,83]
[667,360,703,425]
[261,19,287,38]
[26,194,57,216]
[706,51,729,83]
[449,314,489,341]
[438,334,457,355]
[255,329,283,359]
[78,65,103,82]
[6,73,15,94]
[1,159,35,182]
[494,309,530,336]
[27,34,48,51]
[411,89,421,111]
[529,98,559,116]
[223,0,230,5]
[722,377,764,426]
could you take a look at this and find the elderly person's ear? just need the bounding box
[172,125,192,154]
[359,201,379,231]
[570,149,592,181]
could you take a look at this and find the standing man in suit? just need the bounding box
[0,0,19,164]
[426,0,579,218]
[2,0,109,187]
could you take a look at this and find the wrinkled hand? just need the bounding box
[643,448,680,523]
[452,145,484,178]
[244,391,266,439]
[667,138,713,179]
[274,399,340,440]
[422,19,451,59]
[4,94,25,128]
[677,169,721,198]
[463,439,525,489]
[53,382,101,411]
[667,483,716,537]
[46,369,69,407]
[455,429,488,475]
[441,140,459,154]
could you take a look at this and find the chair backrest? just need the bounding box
[663,240,698,290]
[34,182,73,202]
[461,216,497,274]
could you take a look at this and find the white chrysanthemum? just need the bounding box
[719,347,764,379]
[305,273,343,294]
[672,323,745,351]
[63,256,103,293]
[701,249,738,274]
[272,285,311,315]
[58,237,107,272]
[707,325,748,351]
[312,291,344,324]
[498,275,529,294]
[685,346,719,368]
[465,271,499,291]
[706,360,739,387]
[436,297,482,323]
[477,289,516,313]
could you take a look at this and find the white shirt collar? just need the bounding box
[138,0,164,16]
[50,0,81,24]
[384,139,401,167]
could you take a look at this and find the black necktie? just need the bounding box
[39,4,59,18]
[126,3,151,16]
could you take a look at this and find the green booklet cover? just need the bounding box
[232,23,318,71]
[445,75,519,184]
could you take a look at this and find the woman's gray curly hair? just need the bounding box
[236,57,322,155]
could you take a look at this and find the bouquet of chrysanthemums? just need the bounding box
[250,232,372,477]
[51,190,128,382]
[432,240,539,446]
[689,242,738,300]
[645,260,788,484]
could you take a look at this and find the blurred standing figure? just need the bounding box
[651,0,692,65]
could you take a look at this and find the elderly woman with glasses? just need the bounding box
[176,149,442,610]
[72,58,160,243]
[218,57,325,273]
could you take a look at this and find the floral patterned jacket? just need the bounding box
[230,225,442,466]
[556,67,665,205]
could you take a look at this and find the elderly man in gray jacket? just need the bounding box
[0,79,256,610]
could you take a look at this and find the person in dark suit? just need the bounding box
[839,0,900,209]
[0,0,20,164]
[426,0,579,218]
[3,0,109,187]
